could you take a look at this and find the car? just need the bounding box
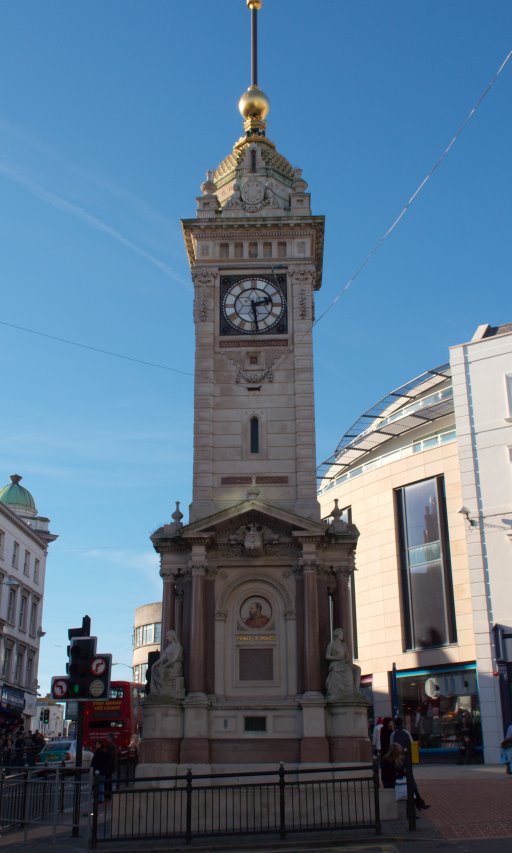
[35,739,94,772]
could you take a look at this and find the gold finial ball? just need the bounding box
[247,1,263,10]
[238,85,270,120]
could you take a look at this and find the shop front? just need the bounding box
[0,684,25,735]
[394,662,482,761]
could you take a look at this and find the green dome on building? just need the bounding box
[0,474,37,516]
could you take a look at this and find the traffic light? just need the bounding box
[87,652,111,699]
[40,709,44,722]
[68,637,96,698]
[43,708,50,724]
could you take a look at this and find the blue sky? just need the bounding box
[0,0,510,695]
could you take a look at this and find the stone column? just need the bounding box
[302,559,322,695]
[159,550,176,639]
[298,543,329,763]
[333,562,353,660]
[180,543,210,765]
[188,561,207,695]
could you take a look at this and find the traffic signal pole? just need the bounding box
[72,701,84,838]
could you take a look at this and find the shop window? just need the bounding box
[395,665,482,756]
[396,476,456,650]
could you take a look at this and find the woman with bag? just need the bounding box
[381,743,430,812]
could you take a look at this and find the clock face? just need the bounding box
[221,276,286,335]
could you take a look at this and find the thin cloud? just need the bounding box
[0,157,191,290]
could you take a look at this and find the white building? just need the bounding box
[132,602,162,685]
[317,323,512,764]
[0,474,57,732]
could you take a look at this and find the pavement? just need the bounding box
[0,762,510,853]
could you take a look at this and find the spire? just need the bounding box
[238,1,270,136]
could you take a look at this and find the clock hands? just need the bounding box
[250,294,271,330]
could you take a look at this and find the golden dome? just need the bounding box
[238,85,270,121]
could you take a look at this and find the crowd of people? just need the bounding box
[0,729,46,767]
[372,716,430,814]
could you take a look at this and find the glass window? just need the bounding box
[26,655,34,689]
[2,645,12,679]
[7,588,16,624]
[234,242,243,259]
[12,541,19,568]
[29,600,38,636]
[277,241,286,258]
[34,559,40,583]
[248,242,258,258]
[0,529,4,557]
[23,550,30,575]
[219,243,229,258]
[395,665,482,756]
[396,477,456,650]
[263,242,272,258]
[14,651,23,683]
[154,623,162,644]
[250,417,259,454]
[506,374,512,419]
[19,595,27,631]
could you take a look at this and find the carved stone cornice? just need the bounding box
[191,562,208,577]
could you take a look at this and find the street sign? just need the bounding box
[89,679,107,698]
[91,657,107,676]
[51,677,69,699]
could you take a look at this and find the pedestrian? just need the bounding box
[91,741,109,803]
[379,717,394,761]
[390,718,430,812]
[372,716,384,760]
[500,723,512,775]
[104,734,117,799]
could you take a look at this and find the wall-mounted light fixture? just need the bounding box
[458,506,477,528]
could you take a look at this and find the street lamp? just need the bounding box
[0,577,20,590]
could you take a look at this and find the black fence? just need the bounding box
[0,765,92,838]
[92,761,381,846]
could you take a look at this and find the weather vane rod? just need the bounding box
[247,0,262,87]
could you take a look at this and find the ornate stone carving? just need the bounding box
[224,178,284,214]
[297,289,307,319]
[291,265,315,287]
[229,523,279,558]
[192,268,214,323]
[149,630,185,701]
[325,627,363,701]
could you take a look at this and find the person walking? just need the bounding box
[91,741,109,804]
[390,718,430,811]
[372,717,384,760]
[104,734,117,799]
[379,717,394,762]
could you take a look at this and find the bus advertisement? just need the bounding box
[82,681,144,761]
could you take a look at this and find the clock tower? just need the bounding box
[142,1,369,771]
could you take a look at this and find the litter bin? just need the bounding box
[411,740,420,764]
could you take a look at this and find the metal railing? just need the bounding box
[0,765,92,843]
[92,761,381,846]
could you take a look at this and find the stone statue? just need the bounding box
[150,630,185,700]
[325,628,362,699]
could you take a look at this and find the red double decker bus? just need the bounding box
[82,681,144,761]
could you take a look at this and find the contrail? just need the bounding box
[0,158,192,291]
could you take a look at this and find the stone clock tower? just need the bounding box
[141,1,369,770]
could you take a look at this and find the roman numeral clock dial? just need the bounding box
[220,276,287,336]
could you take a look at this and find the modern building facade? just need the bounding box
[0,474,57,732]
[318,323,512,763]
[132,602,162,685]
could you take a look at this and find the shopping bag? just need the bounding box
[395,777,407,801]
